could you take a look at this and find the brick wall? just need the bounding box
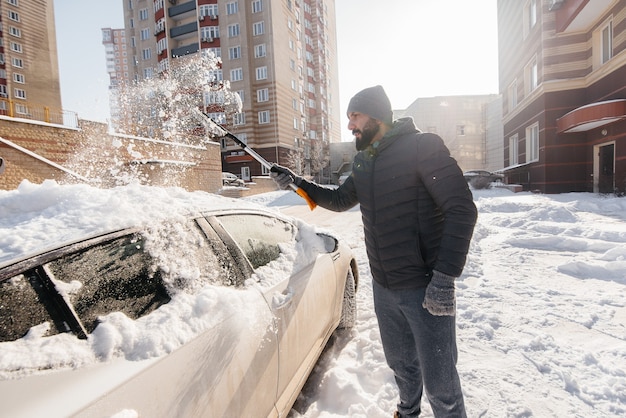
[0,117,222,192]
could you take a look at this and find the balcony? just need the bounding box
[171,42,199,58]
[555,0,614,33]
[170,21,198,40]
[168,0,196,20]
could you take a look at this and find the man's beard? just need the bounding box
[354,118,380,151]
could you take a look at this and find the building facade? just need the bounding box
[395,94,501,172]
[101,27,128,132]
[498,0,626,193]
[0,0,64,124]
[112,0,341,182]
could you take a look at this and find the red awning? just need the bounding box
[225,154,254,163]
[557,99,626,133]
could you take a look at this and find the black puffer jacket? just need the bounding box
[299,117,477,290]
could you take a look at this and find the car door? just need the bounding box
[214,212,339,415]
[0,219,280,418]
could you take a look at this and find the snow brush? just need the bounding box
[196,110,317,211]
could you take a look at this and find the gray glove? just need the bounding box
[423,270,456,316]
[270,164,302,190]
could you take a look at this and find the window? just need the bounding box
[10,42,22,53]
[457,125,465,136]
[202,26,220,39]
[229,46,241,60]
[208,69,223,81]
[7,0,18,5]
[45,234,171,333]
[217,214,295,270]
[142,48,152,60]
[601,20,612,64]
[14,88,26,99]
[233,112,245,125]
[228,24,240,37]
[256,66,267,80]
[13,73,24,83]
[226,1,238,14]
[526,123,539,162]
[0,219,240,343]
[252,0,263,13]
[254,43,266,58]
[0,273,59,342]
[258,110,270,124]
[508,79,518,111]
[200,4,218,17]
[230,67,243,81]
[8,10,19,22]
[253,21,264,36]
[140,28,150,40]
[523,0,537,38]
[525,57,538,94]
[257,88,269,102]
[204,91,225,105]
[156,38,167,54]
[236,90,245,103]
[139,8,148,20]
[9,27,21,37]
[509,134,519,166]
[12,57,23,68]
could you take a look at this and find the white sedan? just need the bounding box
[0,198,358,417]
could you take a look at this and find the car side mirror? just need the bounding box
[317,233,338,253]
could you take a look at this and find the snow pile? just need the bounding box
[1,181,625,416]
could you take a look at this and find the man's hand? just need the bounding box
[270,164,302,190]
[422,270,456,316]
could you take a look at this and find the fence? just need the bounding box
[0,98,78,128]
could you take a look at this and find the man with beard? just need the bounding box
[271,85,477,418]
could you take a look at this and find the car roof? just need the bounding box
[0,206,292,274]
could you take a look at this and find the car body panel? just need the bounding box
[222,172,244,187]
[268,255,338,415]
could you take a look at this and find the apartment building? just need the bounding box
[0,0,63,123]
[395,94,501,172]
[498,0,626,193]
[101,27,128,132]
[114,0,341,181]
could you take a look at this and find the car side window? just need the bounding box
[217,214,296,269]
[46,234,171,334]
[0,273,60,342]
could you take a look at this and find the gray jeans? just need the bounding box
[373,280,466,418]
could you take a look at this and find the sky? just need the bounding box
[1,180,625,416]
[53,0,499,140]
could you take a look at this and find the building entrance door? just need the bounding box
[597,143,615,193]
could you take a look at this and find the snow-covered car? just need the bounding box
[222,172,245,186]
[463,169,504,183]
[0,193,358,417]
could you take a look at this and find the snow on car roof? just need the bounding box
[0,179,270,265]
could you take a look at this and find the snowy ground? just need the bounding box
[1,182,625,417]
[248,188,626,418]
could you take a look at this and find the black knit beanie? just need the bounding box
[347,85,393,126]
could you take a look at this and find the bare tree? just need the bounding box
[116,51,241,145]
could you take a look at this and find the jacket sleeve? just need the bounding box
[298,175,359,212]
[417,133,478,277]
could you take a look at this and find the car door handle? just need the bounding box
[271,288,293,310]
